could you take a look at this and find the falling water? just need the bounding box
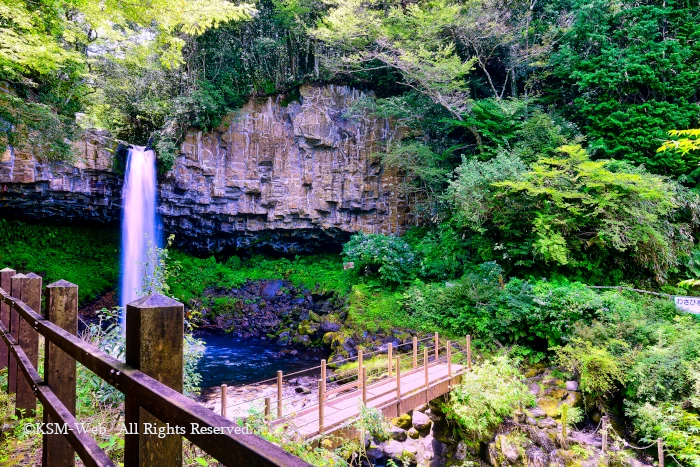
[120,146,158,316]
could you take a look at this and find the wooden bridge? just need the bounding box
[217,334,473,439]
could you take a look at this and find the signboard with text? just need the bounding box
[674,296,700,314]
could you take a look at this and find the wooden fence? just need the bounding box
[0,268,311,467]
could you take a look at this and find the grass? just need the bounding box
[168,251,353,307]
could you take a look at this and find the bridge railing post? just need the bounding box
[362,367,367,404]
[423,347,428,388]
[387,343,393,377]
[395,356,401,400]
[466,334,472,369]
[318,379,324,435]
[0,268,16,374]
[412,337,417,369]
[357,349,363,389]
[8,273,24,398]
[434,332,439,362]
[277,370,283,419]
[43,279,78,467]
[124,293,184,467]
[447,341,452,377]
[15,273,41,418]
[221,384,227,418]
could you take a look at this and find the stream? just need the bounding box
[196,333,329,389]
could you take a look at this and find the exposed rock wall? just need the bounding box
[0,130,121,223]
[161,85,409,252]
[0,85,410,252]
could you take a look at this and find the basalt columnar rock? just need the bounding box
[0,85,410,252]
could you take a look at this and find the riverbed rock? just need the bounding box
[390,426,407,442]
[412,410,432,431]
[319,314,342,333]
[407,427,419,439]
[392,414,412,430]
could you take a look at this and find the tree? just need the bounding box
[546,0,700,175]
[310,0,476,119]
[450,145,698,281]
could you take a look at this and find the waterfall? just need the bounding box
[120,146,158,315]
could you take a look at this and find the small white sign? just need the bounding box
[674,296,700,314]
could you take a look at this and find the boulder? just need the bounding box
[389,425,407,442]
[261,280,285,300]
[276,331,290,346]
[526,445,549,467]
[566,381,579,391]
[322,332,336,346]
[391,414,412,430]
[319,314,342,333]
[294,386,311,394]
[412,410,432,431]
[496,434,522,464]
[564,391,583,408]
[298,320,319,336]
[407,427,420,439]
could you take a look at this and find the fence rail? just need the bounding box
[0,268,311,467]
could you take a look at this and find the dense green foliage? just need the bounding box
[0,220,118,303]
[555,298,700,463]
[444,356,534,446]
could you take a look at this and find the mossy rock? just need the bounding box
[538,397,561,418]
[391,414,412,430]
[298,320,319,336]
[309,311,321,323]
[322,332,336,346]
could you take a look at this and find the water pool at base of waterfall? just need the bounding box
[195,333,330,389]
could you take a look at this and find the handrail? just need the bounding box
[0,287,311,467]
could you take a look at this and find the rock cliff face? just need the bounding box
[0,130,121,223]
[0,85,410,252]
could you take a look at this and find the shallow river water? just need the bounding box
[196,333,329,389]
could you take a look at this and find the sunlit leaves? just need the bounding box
[311,0,475,118]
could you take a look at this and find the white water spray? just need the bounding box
[120,146,158,315]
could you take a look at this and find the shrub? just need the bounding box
[444,356,534,445]
[555,339,626,409]
[342,233,416,285]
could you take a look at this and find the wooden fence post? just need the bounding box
[43,280,78,467]
[0,268,15,373]
[412,337,417,369]
[124,293,184,467]
[277,371,283,419]
[8,273,25,398]
[318,380,324,435]
[601,416,608,453]
[658,439,664,467]
[264,397,271,421]
[387,343,393,377]
[16,273,41,418]
[221,385,227,418]
[466,335,472,369]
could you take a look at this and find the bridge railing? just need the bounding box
[0,268,311,467]
[215,331,474,437]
